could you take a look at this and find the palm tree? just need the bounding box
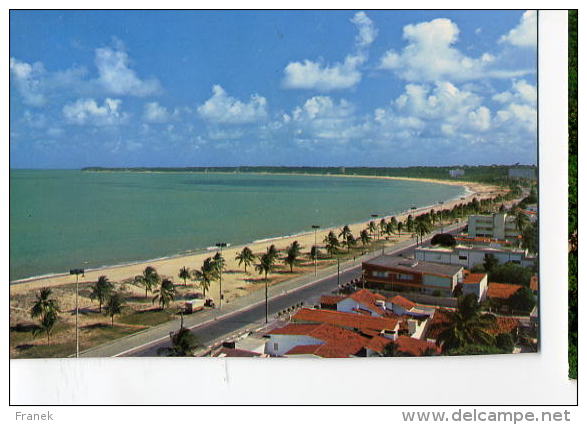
[235,247,256,273]
[379,218,387,237]
[152,278,176,310]
[157,326,200,357]
[406,215,414,232]
[397,221,404,235]
[389,216,398,231]
[323,231,340,257]
[385,221,395,237]
[134,266,160,298]
[178,266,190,286]
[266,244,279,263]
[284,242,301,272]
[359,229,371,248]
[212,252,225,274]
[346,234,357,251]
[89,275,114,313]
[339,225,352,247]
[514,210,530,234]
[192,257,218,297]
[367,221,377,238]
[104,292,125,326]
[30,287,60,344]
[255,252,275,281]
[414,219,431,246]
[431,294,497,353]
[309,245,321,261]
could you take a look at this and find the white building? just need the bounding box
[449,168,465,177]
[414,244,536,269]
[468,213,519,240]
[461,272,489,301]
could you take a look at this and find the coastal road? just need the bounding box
[122,222,465,357]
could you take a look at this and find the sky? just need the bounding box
[9,10,537,169]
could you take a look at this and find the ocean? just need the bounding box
[9,170,466,281]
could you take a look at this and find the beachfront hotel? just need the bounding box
[467,212,520,240]
[361,256,464,297]
[414,244,536,269]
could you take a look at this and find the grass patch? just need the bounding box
[119,308,176,327]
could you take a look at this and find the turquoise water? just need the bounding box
[9,170,465,281]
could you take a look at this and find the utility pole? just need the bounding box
[215,242,227,309]
[70,268,84,358]
[312,225,320,276]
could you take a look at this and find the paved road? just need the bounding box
[127,224,464,357]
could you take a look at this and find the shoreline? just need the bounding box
[10,174,502,294]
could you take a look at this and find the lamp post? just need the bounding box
[215,242,227,309]
[311,225,320,276]
[70,268,84,358]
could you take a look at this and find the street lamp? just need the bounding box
[311,225,320,276]
[70,268,84,358]
[215,242,227,309]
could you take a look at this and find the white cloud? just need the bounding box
[282,11,376,91]
[378,18,527,82]
[95,45,161,96]
[499,11,537,47]
[350,11,378,48]
[197,85,268,124]
[10,58,47,106]
[63,98,128,126]
[492,79,537,105]
[143,102,171,123]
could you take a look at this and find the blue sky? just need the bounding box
[10,10,537,168]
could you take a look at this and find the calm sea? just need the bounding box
[9,170,465,281]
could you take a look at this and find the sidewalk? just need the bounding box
[79,221,465,357]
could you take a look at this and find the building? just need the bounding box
[460,271,489,301]
[414,244,536,269]
[508,167,537,180]
[449,168,465,177]
[467,213,520,240]
[362,256,464,297]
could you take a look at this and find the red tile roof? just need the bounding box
[530,275,539,292]
[488,316,520,335]
[271,323,370,358]
[423,310,452,341]
[389,295,416,310]
[487,283,523,300]
[349,289,388,315]
[320,295,345,306]
[366,335,393,352]
[395,336,441,356]
[292,308,398,332]
[463,272,487,284]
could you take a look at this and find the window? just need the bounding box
[373,271,389,278]
[397,273,413,281]
[459,255,467,260]
[273,342,278,351]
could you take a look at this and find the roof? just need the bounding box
[488,317,520,335]
[389,295,416,310]
[423,310,452,340]
[395,336,441,356]
[363,255,463,277]
[487,282,523,300]
[454,236,511,245]
[348,289,387,315]
[530,275,539,292]
[271,323,370,358]
[320,295,345,305]
[211,347,263,358]
[463,272,487,285]
[292,308,398,332]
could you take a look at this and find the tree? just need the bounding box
[255,252,274,281]
[514,210,530,237]
[178,266,190,286]
[430,233,456,247]
[266,244,279,263]
[489,262,532,286]
[397,221,404,235]
[359,229,371,248]
[431,294,497,353]
[339,225,352,248]
[157,326,199,357]
[521,221,538,254]
[235,247,256,273]
[385,221,396,237]
[323,231,340,257]
[508,287,536,313]
[309,245,321,261]
[192,257,218,297]
[389,217,398,232]
[284,242,301,272]
[212,252,225,275]
[495,333,515,353]
[406,215,414,232]
[346,234,357,251]
[367,221,377,237]
[379,218,387,237]
[483,254,499,272]
[104,292,125,326]
[30,287,60,344]
[89,275,114,313]
[414,219,431,246]
[134,266,160,298]
[152,278,176,310]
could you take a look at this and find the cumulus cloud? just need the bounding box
[492,79,536,105]
[95,45,161,96]
[197,85,268,124]
[499,11,537,47]
[493,79,537,133]
[143,102,171,123]
[282,11,376,91]
[378,18,527,82]
[63,98,128,126]
[10,58,47,106]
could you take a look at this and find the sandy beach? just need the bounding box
[10,176,503,298]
